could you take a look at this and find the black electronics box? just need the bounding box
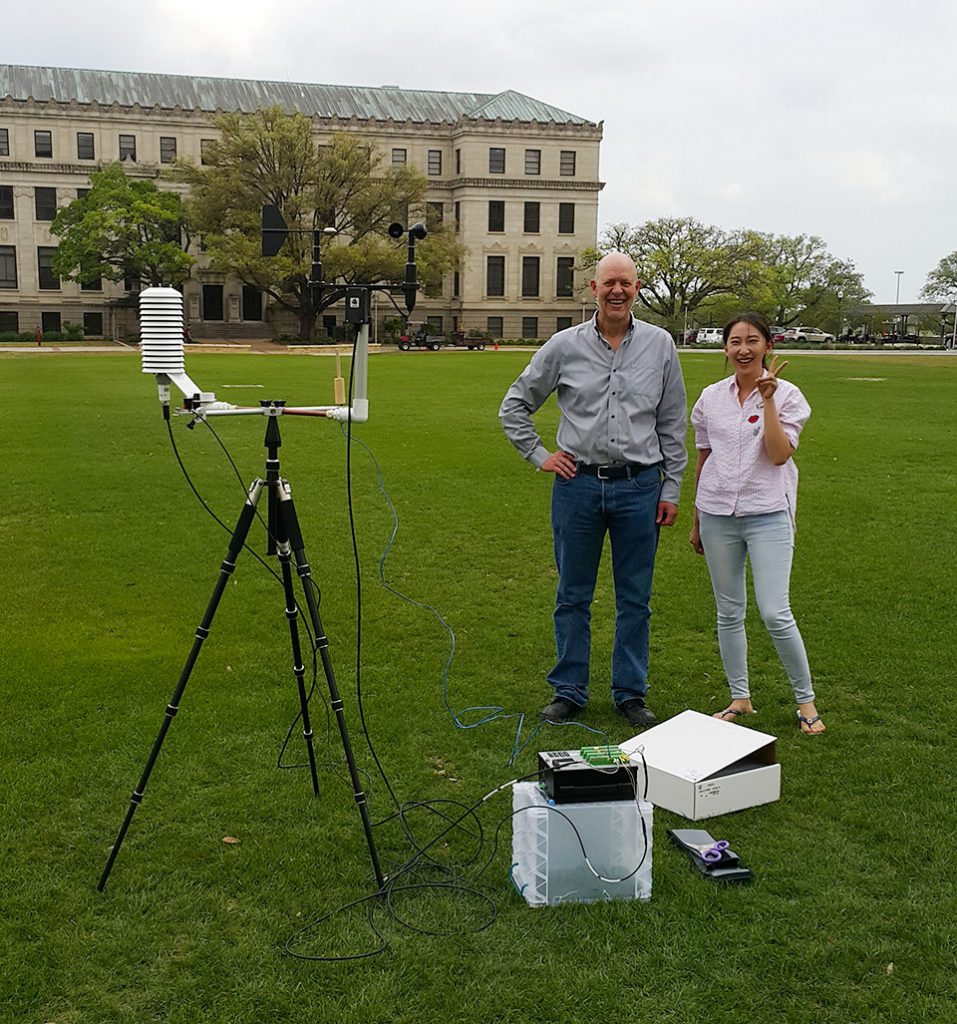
[538,749,638,804]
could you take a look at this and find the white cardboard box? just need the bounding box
[619,709,780,820]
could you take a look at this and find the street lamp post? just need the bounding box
[951,295,957,350]
[894,270,904,305]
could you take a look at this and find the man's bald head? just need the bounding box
[593,252,639,285]
[590,252,640,336]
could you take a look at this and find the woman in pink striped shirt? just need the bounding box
[689,312,825,735]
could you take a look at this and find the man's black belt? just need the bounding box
[577,461,660,480]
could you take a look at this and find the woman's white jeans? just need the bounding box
[698,509,814,705]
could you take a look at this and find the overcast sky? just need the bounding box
[8,0,957,303]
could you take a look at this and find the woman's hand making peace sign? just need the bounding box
[756,354,790,401]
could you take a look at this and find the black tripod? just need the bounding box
[98,405,385,892]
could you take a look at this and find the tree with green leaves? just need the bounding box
[50,162,194,286]
[174,107,462,340]
[584,220,869,336]
[920,252,957,301]
[582,217,758,335]
[738,232,869,330]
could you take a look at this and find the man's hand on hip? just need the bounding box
[656,501,679,527]
[540,450,577,479]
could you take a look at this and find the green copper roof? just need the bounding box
[0,65,596,126]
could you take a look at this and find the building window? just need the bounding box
[487,316,503,337]
[35,130,53,158]
[560,150,577,176]
[0,186,13,219]
[160,136,177,164]
[487,256,505,297]
[41,311,61,334]
[0,311,18,332]
[77,188,89,200]
[557,316,573,332]
[556,257,575,298]
[558,203,575,234]
[427,149,442,175]
[35,187,57,221]
[124,273,141,292]
[38,247,59,289]
[453,270,460,297]
[0,247,16,289]
[454,201,461,231]
[521,256,540,297]
[524,149,541,175]
[0,128,8,156]
[488,200,505,233]
[426,201,444,228]
[200,139,215,165]
[83,312,104,336]
[522,316,539,339]
[391,148,407,166]
[523,202,540,233]
[81,275,102,291]
[119,134,136,161]
[77,132,95,160]
[455,148,461,174]
[427,315,444,331]
[489,147,506,174]
[322,315,337,338]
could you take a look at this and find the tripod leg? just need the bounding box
[276,544,321,796]
[98,480,265,892]
[276,480,387,891]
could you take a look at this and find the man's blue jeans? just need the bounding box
[548,468,661,708]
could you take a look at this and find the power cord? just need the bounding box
[339,424,607,762]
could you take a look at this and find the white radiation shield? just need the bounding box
[138,286,368,421]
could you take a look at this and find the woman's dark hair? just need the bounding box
[722,312,772,345]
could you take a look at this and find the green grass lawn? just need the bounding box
[1,349,955,1023]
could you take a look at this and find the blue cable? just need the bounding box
[342,427,607,762]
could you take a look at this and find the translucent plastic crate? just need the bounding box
[510,781,652,906]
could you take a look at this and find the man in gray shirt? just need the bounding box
[499,252,687,728]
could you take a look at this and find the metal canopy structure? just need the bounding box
[845,302,955,345]
[846,302,947,318]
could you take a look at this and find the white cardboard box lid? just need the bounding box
[619,709,776,783]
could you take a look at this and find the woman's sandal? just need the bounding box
[796,710,825,735]
[714,706,756,721]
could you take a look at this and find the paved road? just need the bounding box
[2,343,955,357]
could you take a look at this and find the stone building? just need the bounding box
[0,65,603,341]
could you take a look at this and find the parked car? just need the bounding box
[770,325,787,342]
[696,327,724,344]
[783,326,835,343]
[684,328,699,345]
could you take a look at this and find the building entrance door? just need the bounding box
[242,285,262,321]
[202,284,224,321]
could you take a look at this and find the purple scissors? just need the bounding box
[685,839,730,863]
